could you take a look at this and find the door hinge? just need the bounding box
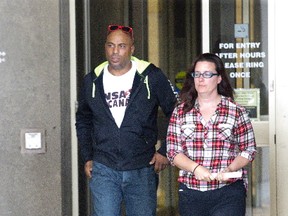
[274,134,276,144]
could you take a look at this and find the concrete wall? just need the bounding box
[0,0,71,215]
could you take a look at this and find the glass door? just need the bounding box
[148,0,271,215]
[208,1,270,215]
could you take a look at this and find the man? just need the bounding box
[76,24,177,216]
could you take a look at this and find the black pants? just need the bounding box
[178,180,246,216]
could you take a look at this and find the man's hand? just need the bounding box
[149,152,170,173]
[84,160,93,178]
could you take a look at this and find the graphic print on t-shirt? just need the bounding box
[105,89,131,108]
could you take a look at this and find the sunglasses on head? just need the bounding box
[107,25,134,38]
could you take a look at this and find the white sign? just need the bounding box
[25,132,42,149]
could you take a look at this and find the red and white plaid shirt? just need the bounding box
[167,96,257,191]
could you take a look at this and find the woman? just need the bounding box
[166,53,257,216]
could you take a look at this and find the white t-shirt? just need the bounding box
[103,61,137,128]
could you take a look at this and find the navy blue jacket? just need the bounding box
[75,57,177,170]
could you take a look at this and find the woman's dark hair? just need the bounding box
[180,53,234,113]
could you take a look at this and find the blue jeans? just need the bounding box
[178,180,246,216]
[89,162,158,216]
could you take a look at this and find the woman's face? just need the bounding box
[193,61,222,96]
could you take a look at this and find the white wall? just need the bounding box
[271,0,288,215]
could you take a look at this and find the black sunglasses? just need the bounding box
[107,25,134,38]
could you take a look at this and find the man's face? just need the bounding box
[105,30,135,73]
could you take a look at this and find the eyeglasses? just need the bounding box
[107,25,134,38]
[191,71,219,78]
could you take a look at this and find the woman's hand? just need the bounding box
[194,165,215,182]
[215,167,231,182]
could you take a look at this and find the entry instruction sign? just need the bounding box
[234,88,260,121]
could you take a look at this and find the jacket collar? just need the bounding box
[93,56,151,77]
